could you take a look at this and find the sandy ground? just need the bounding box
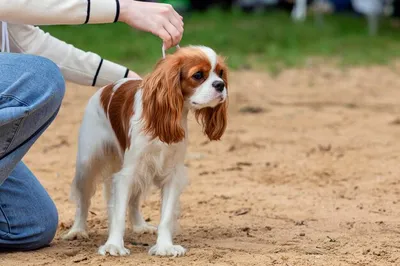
[2,64,400,266]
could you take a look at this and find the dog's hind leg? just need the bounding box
[64,143,119,240]
[63,159,98,240]
[129,192,157,235]
[63,92,114,241]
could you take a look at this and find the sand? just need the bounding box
[2,64,400,266]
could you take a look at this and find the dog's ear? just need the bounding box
[195,55,229,141]
[195,101,228,141]
[142,56,185,144]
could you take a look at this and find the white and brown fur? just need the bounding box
[63,46,229,257]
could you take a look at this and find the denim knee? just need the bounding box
[24,55,66,110]
[2,54,67,113]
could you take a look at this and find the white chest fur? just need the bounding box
[129,139,186,191]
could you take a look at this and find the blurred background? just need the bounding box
[43,0,400,75]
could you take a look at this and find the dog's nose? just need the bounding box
[212,80,225,92]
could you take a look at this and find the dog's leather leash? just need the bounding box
[162,44,180,59]
[1,21,10,53]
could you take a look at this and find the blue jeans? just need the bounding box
[0,53,65,251]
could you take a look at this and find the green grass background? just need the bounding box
[42,9,400,75]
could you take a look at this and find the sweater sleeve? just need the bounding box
[7,23,129,87]
[0,0,120,25]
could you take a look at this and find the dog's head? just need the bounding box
[142,46,229,144]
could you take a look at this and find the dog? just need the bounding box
[63,45,229,257]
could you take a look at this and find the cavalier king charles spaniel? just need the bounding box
[63,46,228,257]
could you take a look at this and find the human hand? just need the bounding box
[119,0,184,50]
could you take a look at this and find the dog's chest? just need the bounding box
[134,143,184,183]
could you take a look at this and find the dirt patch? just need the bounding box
[3,64,400,265]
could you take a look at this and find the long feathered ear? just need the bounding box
[195,55,229,141]
[195,101,228,141]
[141,56,185,144]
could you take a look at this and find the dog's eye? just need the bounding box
[192,71,203,80]
[219,70,224,78]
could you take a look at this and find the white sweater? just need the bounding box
[0,0,130,87]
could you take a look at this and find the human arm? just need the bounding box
[0,0,184,49]
[6,23,140,87]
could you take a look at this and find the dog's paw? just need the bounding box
[98,243,130,256]
[132,223,157,235]
[62,229,89,240]
[149,244,186,257]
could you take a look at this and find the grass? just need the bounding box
[42,9,400,75]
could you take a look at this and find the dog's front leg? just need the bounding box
[98,166,134,256]
[149,164,188,257]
